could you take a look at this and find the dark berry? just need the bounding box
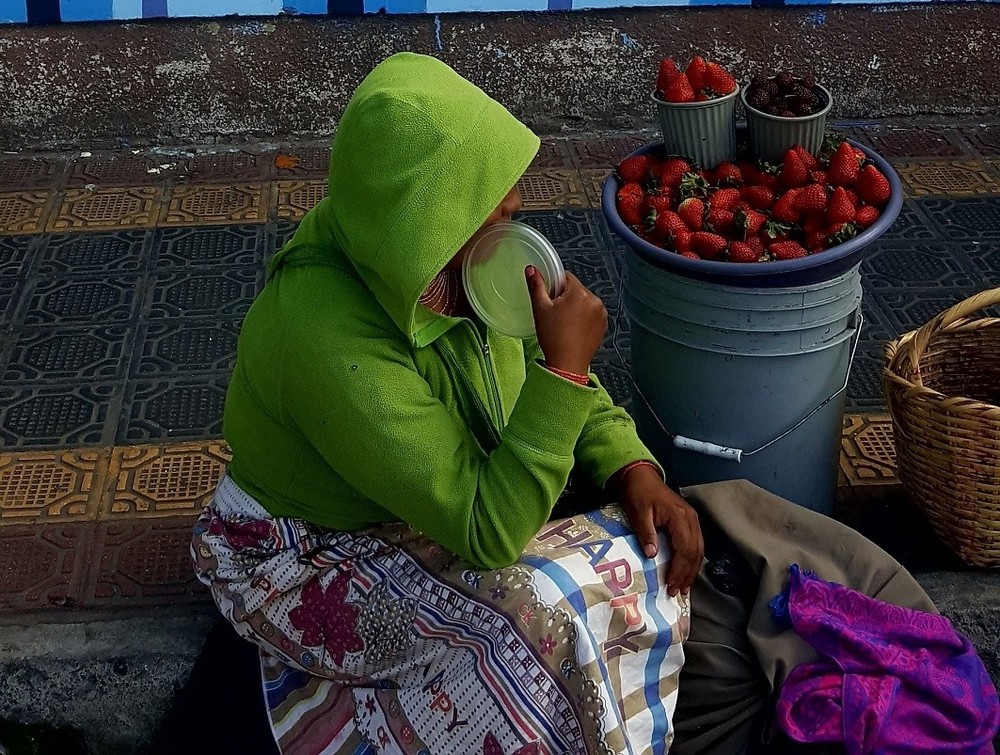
[794,101,814,116]
[761,80,780,98]
[801,76,817,90]
[775,72,796,92]
[780,109,796,118]
[746,88,772,110]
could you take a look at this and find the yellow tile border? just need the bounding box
[161,183,270,226]
[0,189,57,236]
[895,161,1000,198]
[102,440,232,520]
[517,169,592,211]
[47,186,163,232]
[0,448,109,526]
[840,413,900,486]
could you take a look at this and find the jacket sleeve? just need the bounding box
[524,339,659,490]
[282,324,599,570]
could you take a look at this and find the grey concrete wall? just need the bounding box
[1,3,999,150]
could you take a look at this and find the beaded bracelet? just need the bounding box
[543,363,591,386]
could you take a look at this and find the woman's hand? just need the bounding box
[617,464,704,597]
[526,267,607,376]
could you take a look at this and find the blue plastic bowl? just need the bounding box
[601,137,903,288]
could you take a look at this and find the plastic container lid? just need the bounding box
[462,220,566,339]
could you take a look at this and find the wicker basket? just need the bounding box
[883,288,1000,568]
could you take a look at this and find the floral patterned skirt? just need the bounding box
[191,474,689,755]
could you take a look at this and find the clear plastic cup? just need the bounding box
[462,221,565,339]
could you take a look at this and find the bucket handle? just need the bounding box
[612,280,863,463]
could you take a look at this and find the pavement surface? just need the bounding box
[1,119,999,752]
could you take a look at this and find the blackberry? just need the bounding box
[793,101,814,116]
[761,80,780,99]
[801,76,817,90]
[746,87,773,110]
[779,109,796,118]
[775,72,796,92]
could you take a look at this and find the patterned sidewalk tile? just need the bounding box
[49,187,161,232]
[152,225,264,269]
[581,169,613,209]
[102,441,230,519]
[0,448,107,525]
[272,146,330,178]
[864,127,967,160]
[266,221,298,260]
[840,413,899,486]
[860,241,981,290]
[960,125,1000,158]
[0,191,54,235]
[182,149,270,183]
[517,210,604,251]
[918,197,1000,240]
[845,301,894,412]
[0,383,120,450]
[82,515,209,608]
[34,230,150,276]
[16,273,145,327]
[130,318,240,377]
[0,155,67,191]
[0,522,92,613]
[273,180,328,221]
[517,170,592,210]
[0,235,38,279]
[2,323,133,384]
[880,200,941,242]
[67,152,162,187]
[146,267,260,320]
[163,184,268,226]
[569,136,646,170]
[117,374,229,445]
[530,140,575,170]
[895,162,999,197]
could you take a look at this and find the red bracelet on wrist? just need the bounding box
[543,363,590,386]
[617,460,662,480]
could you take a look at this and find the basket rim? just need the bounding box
[884,315,1000,419]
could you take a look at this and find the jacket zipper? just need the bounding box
[436,333,502,448]
[479,335,506,430]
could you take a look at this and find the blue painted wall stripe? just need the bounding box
[141,0,165,16]
[0,0,28,21]
[61,0,113,21]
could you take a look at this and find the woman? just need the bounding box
[192,52,943,754]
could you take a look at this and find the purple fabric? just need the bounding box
[775,564,1000,754]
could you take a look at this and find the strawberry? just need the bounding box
[810,169,828,185]
[827,141,862,187]
[679,251,701,260]
[652,209,688,240]
[674,230,695,256]
[691,231,727,260]
[713,161,743,186]
[771,241,808,260]
[707,208,735,234]
[617,182,646,227]
[792,145,819,172]
[826,222,858,246]
[738,160,761,184]
[855,205,881,229]
[655,57,680,95]
[795,183,828,214]
[704,62,738,96]
[663,73,695,103]
[763,220,795,243]
[857,164,891,206]
[845,188,860,207]
[729,241,759,263]
[757,172,781,192]
[735,207,767,238]
[740,185,775,210]
[748,234,766,256]
[685,56,708,91]
[659,157,692,189]
[646,191,674,218]
[779,149,809,189]
[771,189,803,224]
[826,186,857,225]
[710,187,742,213]
[618,155,651,183]
[679,172,711,199]
[802,212,827,236]
[806,229,828,252]
[677,197,705,231]
[694,91,711,103]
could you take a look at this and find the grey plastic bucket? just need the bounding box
[742,83,833,164]
[624,253,863,514]
[653,88,739,168]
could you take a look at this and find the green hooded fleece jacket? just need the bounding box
[223,53,657,570]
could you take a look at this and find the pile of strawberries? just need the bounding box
[655,56,738,103]
[614,136,892,263]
